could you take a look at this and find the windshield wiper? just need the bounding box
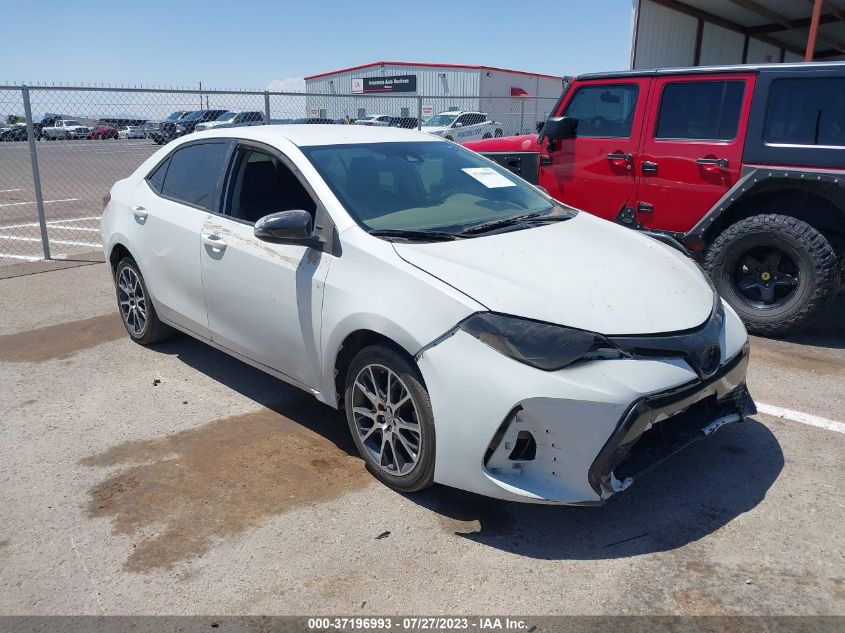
[457,212,570,236]
[368,228,461,242]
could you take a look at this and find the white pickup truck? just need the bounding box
[41,119,91,140]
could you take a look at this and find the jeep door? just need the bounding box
[636,74,755,233]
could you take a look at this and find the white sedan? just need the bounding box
[353,114,391,126]
[101,125,754,504]
[118,126,145,139]
[422,111,504,142]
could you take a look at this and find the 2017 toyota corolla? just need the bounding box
[100,125,755,504]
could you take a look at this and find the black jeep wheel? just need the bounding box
[705,214,840,336]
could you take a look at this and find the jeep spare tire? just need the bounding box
[705,214,840,336]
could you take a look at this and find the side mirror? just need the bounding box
[542,116,578,140]
[254,210,313,243]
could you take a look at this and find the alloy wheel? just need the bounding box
[351,364,422,476]
[117,266,147,336]
[732,246,800,308]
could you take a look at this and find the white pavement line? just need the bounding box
[0,188,22,193]
[757,402,845,434]
[0,235,100,247]
[48,226,100,233]
[49,216,100,224]
[0,216,100,231]
[0,197,79,208]
[0,253,41,261]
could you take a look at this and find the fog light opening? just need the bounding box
[508,431,536,462]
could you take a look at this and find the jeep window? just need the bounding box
[563,84,639,138]
[764,77,845,147]
[158,142,229,211]
[655,81,744,141]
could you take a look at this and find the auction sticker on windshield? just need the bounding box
[461,167,517,188]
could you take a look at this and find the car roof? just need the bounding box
[190,124,442,147]
[576,60,845,81]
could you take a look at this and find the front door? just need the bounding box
[200,143,331,390]
[127,139,231,338]
[636,74,755,233]
[539,78,650,220]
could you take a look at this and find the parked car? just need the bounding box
[146,111,190,143]
[34,115,62,140]
[194,110,265,132]
[422,111,504,142]
[0,124,28,142]
[118,126,145,139]
[155,110,226,145]
[354,114,391,126]
[101,125,753,505]
[91,125,118,140]
[287,118,337,125]
[465,62,845,335]
[388,116,419,129]
[41,119,91,140]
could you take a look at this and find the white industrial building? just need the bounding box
[303,61,564,134]
[631,0,845,69]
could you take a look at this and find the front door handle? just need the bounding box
[606,152,632,162]
[696,157,729,168]
[642,160,658,173]
[202,233,227,252]
[131,206,148,221]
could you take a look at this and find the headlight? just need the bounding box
[459,312,624,371]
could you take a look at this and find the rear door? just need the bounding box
[127,139,231,338]
[636,73,755,233]
[539,78,650,220]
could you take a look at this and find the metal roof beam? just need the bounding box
[748,14,838,35]
[724,0,793,26]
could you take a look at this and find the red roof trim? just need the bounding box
[304,61,563,81]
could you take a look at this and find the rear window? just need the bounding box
[655,81,744,141]
[157,142,229,211]
[764,77,845,147]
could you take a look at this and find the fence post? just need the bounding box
[417,96,422,130]
[519,98,526,135]
[263,91,271,125]
[21,87,51,261]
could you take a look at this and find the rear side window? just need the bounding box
[147,159,169,193]
[563,84,639,138]
[655,81,744,141]
[159,142,229,211]
[765,77,845,147]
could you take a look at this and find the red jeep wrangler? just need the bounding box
[465,62,845,335]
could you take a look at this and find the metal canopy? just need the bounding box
[649,0,845,60]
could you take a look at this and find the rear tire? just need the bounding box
[705,214,840,336]
[114,257,174,345]
[494,129,503,137]
[344,343,435,493]
[482,132,492,139]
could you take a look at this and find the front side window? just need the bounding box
[765,77,845,146]
[158,142,229,211]
[302,141,571,233]
[563,84,639,138]
[655,80,744,141]
[225,148,316,224]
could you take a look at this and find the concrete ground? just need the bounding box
[0,263,843,615]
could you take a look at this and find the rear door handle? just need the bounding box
[202,233,227,252]
[131,206,148,220]
[696,157,729,168]
[642,160,658,173]
[606,153,633,162]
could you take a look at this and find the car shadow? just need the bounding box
[768,291,845,350]
[151,334,783,561]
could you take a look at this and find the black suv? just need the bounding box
[156,109,227,144]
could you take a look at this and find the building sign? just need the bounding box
[352,75,417,94]
[421,104,434,118]
[308,107,320,118]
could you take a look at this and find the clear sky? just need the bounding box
[1,0,634,90]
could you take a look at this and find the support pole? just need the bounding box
[22,87,50,260]
[806,0,824,61]
[264,91,271,125]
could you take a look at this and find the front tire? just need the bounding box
[114,257,174,345]
[705,214,840,336]
[344,344,435,493]
[494,128,503,137]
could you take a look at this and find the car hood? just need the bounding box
[422,126,449,134]
[392,213,714,335]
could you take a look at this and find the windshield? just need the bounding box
[182,111,205,121]
[423,114,457,127]
[302,141,573,234]
[64,120,81,126]
[164,111,184,121]
[216,111,237,122]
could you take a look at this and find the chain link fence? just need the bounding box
[0,85,556,275]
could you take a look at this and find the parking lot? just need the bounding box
[0,262,842,615]
[0,139,157,264]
